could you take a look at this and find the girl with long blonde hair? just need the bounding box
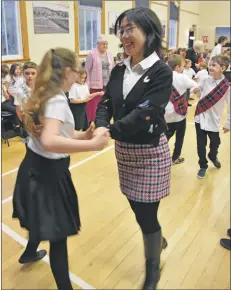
[13,48,109,290]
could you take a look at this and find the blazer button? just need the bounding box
[122,104,125,107]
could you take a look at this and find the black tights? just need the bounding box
[128,199,161,234]
[23,239,73,290]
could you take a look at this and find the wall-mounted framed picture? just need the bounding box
[215,27,231,47]
[33,1,69,34]
[108,11,119,35]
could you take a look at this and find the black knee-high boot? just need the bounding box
[142,230,167,290]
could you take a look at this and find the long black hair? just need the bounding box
[114,7,164,58]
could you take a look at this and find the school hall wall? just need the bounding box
[25,1,76,64]
[12,1,230,66]
[104,1,133,56]
[198,1,230,49]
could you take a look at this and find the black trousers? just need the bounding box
[128,199,160,235]
[2,100,20,126]
[195,122,221,169]
[166,119,186,160]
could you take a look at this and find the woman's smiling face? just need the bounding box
[119,17,146,58]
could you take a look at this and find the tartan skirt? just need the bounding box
[115,134,172,203]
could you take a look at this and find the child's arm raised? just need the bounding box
[70,98,86,104]
[86,91,104,101]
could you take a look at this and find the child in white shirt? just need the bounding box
[194,62,209,83]
[183,59,196,79]
[195,55,230,179]
[69,68,104,130]
[8,63,24,97]
[166,54,199,164]
[14,62,38,143]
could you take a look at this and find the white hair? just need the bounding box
[193,40,204,48]
[97,34,107,43]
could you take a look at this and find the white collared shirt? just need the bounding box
[183,68,196,79]
[28,91,74,159]
[69,83,89,101]
[14,83,32,111]
[165,71,199,123]
[210,43,222,62]
[195,75,230,132]
[122,51,160,99]
[195,69,208,83]
[8,76,25,97]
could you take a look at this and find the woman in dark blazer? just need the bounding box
[95,7,172,290]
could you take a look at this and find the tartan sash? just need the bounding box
[170,86,188,116]
[195,78,229,116]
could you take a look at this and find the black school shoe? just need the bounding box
[208,154,221,168]
[220,239,231,250]
[197,168,207,179]
[227,228,231,237]
[172,157,185,165]
[19,250,47,264]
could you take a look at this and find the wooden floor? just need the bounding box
[2,99,230,289]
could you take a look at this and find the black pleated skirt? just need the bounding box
[12,148,81,242]
[69,103,89,131]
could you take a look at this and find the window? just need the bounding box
[168,19,178,49]
[168,1,179,49]
[2,1,23,60]
[78,5,101,54]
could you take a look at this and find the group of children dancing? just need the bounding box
[165,53,230,178]
[2,49,230,181]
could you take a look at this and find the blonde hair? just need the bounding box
[168,54,183,70]
[185,59,192,65]
[24,48,78,137]
[199,62,208,69]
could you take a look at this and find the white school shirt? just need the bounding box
[209,43,222,64]
[122,51,160,99]
[69,83,89,101]
[1,83,7,103]
[183,68,196,79]
[14,82,32,111]
[8,76,25,97]
[195,69,209,83]
[195,75,230,132]
[165,71,199,123]
[2,74,11,84]
[28,91,75,159]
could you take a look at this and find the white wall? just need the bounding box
[23,0,231,64]
[26,1,76,64]
[198,1,230,49]
[151,1,200,49]
[150,2,168,44]
[104,1,133,56]
[180,1,200,14]
[179,11,198,48]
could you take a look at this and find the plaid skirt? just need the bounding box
[115,134,172,203]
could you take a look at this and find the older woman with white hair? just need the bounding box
[85,34,114,123]
[186,40,204,72]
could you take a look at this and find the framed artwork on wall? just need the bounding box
[108,11,119,35]
[215,27,231,47]
[33,1,69,34]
